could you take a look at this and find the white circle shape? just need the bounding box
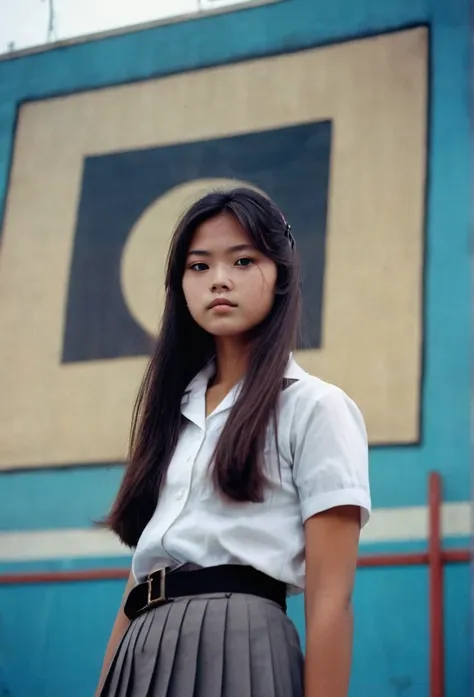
[120,178,261,336]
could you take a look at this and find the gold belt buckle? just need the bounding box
[147,567,166,607]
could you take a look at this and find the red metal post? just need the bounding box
[428,471,444,697]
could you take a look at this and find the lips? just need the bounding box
[207,298,237,309]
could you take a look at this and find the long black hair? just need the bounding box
[103,187,301,547]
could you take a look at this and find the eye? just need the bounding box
[189,262,209,271]
[235,257,255,268]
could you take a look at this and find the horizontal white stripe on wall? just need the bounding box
[0,503,470,562]
[0,527,128,562]
[360,502,470,543]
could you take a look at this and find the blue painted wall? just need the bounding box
[0,0,470,695]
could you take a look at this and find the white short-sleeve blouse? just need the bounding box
[132,357,371,593]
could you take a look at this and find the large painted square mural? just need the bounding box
[0,27,427,469]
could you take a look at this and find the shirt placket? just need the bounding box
[160,425,207,563]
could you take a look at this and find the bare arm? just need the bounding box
[304,505,361,697]
[95,569,136,697]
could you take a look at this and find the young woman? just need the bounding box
[95,187,371,697]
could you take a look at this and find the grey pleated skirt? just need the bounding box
[100,592,304,697]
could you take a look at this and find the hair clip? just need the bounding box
[284,221,296,250]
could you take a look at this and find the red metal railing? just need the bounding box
[0,472,470,697]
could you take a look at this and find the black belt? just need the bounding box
[124,564,287,619]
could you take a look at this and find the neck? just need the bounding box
[213,336,250,389]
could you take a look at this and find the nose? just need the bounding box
[210,279,231,292]
[209,265,233,292]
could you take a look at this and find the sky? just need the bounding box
[0,0,252,56]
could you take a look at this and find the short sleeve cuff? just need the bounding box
[300,488,371,528]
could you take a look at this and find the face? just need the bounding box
[182,213,278,338]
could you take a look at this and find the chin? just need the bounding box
[202,320,253,338]
[206,327,245,338]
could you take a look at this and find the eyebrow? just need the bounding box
[187,244,255,258]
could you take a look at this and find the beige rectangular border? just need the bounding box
[0,27,427,468]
